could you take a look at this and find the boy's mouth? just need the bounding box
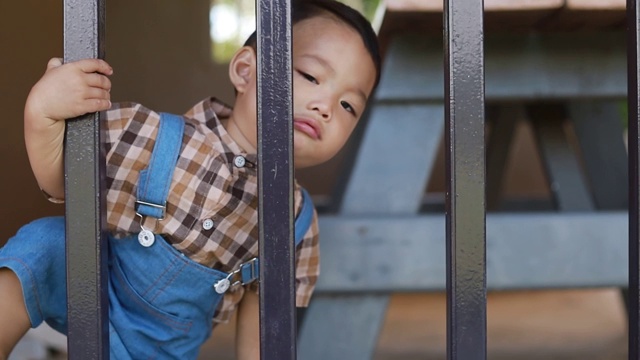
[294,118,321,140]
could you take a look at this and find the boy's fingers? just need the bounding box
[91,99,112,111]
[78,99,112,115]
[46,58,63,70]
[85,73,112,91]
[76,59,113,75]
[84,88,111,102]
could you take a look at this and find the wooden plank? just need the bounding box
[376,33,627,102]
[313,212,630,291]
[566,0,625,10]
[379,7,563,38]
[486,105,522,210]
[569,101,628,210]
[381,0,565,33]
[527,104,594,211]
[535,0,626,31]
[384,0,563,12]
[379,0,626,37]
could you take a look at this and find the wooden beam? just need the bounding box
[314,212,630,292]
[539,0,626,31]
[379,0,626,36]
[384,0,563,12]
[566,0,625,10]
[376,33,627,102]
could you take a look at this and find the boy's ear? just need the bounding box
[229,46,256,94]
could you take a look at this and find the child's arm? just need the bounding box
[235,290,260,360]
[24,57,113,200]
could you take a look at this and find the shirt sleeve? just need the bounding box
[103,102,161,238]
[294,207,320,307]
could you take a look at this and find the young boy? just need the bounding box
[0,0,380,359]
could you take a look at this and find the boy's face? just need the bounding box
[289,15,376,168]
[233,15,377,168]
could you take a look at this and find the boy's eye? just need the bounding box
[341,100,357,116]
[300,71,318,84]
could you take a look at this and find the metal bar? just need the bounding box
[627,0,640,357]
[256,0,295,359]
[63,0,108,358]
[444,0,487,358]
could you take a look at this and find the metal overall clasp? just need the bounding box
[135,200,166,247]
[214,257,259,294]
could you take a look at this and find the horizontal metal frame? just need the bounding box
[315,212,628,292]
[377,32,626,101]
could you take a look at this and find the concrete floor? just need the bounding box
[11,288,628,359]
[201,288,629,360]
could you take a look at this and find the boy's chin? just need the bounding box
[293,159,316,169]
[293,154,324,169]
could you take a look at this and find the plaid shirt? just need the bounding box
[103,98,319,323]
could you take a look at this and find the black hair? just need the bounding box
[243,0,381,91]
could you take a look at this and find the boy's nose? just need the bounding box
[311,101,331,120]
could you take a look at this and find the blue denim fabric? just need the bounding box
[0,216,228,359]
[136,112,184,219]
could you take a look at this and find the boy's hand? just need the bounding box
[24,58,113,201]
[26,57,113,123]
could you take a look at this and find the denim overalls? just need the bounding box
[0,113,313,359]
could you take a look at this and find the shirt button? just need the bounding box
[202,218,215,230]
[233,155,246,168]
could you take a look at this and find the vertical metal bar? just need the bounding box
[627,0,640,357]
[444,0,487,358]
[256,0,295,359]
[63,0,108,359]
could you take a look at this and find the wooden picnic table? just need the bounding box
[298,2,631,359]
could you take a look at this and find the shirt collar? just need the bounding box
[184,97,258,167]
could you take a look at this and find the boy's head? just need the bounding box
[243,0,381,89]
[227,0,380,168]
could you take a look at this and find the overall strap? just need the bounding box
[295,188,314,246]
[135,113,185,219]
[232,187,316,289]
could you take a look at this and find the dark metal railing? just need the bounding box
[63,0,108,359]
[256,0,296,358]
[628,0,640,358]
[444,0,487,358]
